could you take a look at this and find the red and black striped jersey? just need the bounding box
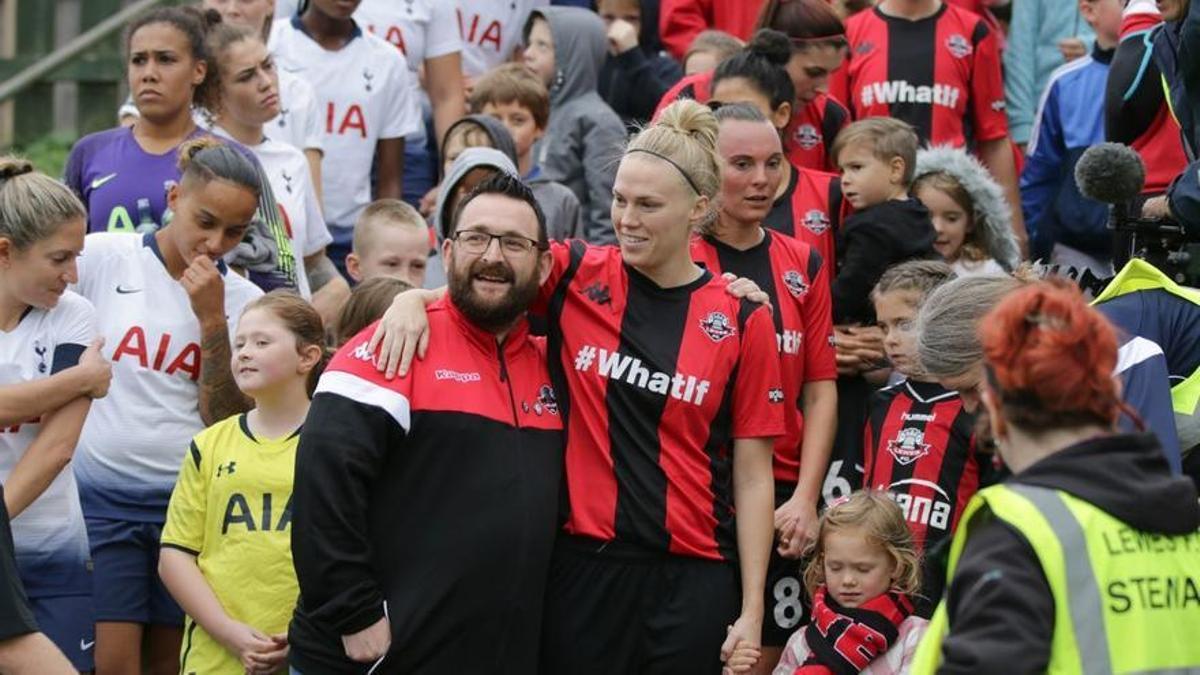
[534,241,785,561]
[832,4,1008,148]
[690,230,837,483]
[654,71,850,171]
[861,379,981,555]
[764,165,846,272]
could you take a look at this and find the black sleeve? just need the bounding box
[938,512,1054,674]
[832,221,893,324]
[613,49,683,124]
[291,393,406,635]
[0,487,38,642]
[1106,33,1164,145]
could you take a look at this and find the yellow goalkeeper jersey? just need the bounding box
[162,413,299,674]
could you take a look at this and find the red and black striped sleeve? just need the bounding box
[731,302,786,439]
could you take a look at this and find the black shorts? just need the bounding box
[763,483,813,647]
[540,536,740,675]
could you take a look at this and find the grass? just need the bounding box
[9,132,77,179]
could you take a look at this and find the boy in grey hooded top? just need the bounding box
[441,115,581,241]
[523,7,627,245]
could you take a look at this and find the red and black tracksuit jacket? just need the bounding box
[832,4,1008,148]
[763,165,846,272]
[289,299,563,674]
[537,241,785,562]
[862,379,982,554]
[690,231,836,484]
[655,71,850,171]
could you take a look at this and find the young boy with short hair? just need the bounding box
[522,7,627,244]
[346,199,431,288]
[468,64,582,240]
[831,118,939,325]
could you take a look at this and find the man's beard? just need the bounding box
[448,257,540,333]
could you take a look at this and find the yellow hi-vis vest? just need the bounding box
[911,483,1200,674]
[1092,258,1200,430]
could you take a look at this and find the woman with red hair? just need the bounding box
[911,281,1200,673]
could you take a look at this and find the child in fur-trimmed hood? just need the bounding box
[913,146,1022,277]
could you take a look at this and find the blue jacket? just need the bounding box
[1003,0,1093,144]
[1151,0,1200,159]
[1021,44,1113,260]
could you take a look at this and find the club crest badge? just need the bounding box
[533,384,559,416]
[700,312,736,343]
[803,209,831,235]
[946,34,972,59]
[782,270,809,298]
[888,427,932,466]
[793,124,821,150]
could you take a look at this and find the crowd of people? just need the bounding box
[0,0,1198,673]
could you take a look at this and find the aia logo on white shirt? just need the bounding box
[946,34,972,59]
[793,124,821,151]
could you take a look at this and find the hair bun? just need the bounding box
[747,29,792,67]
[176,136,225,172]
[0,158,34,182]
[202,7,222,28]
[655,99,719,152]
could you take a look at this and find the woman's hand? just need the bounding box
[774,495,818,559]
[367,289,441,379]
[721,273,771,306]
[720,613,763,673]
[180,256,227,327]
[76,338,112,399]
[244,633,288,675]
[834,325,886,376]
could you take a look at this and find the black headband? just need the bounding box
[626,148,703,195]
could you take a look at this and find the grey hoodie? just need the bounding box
[526,7,626,245]
[445,115,581,241]
[424,148,520,289]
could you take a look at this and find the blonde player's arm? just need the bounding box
[159,548,287,672]
[0,345,108,427]
[2,395,91,519]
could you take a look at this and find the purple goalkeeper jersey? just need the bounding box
[63,126,208,234]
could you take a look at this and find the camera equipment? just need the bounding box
[1076,143,1200,286]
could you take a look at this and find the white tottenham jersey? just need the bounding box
[269,17,422,226]
[272,0,543,77]
[0,292,94,596]
[71,232,262,521]
[272,70,324,153]
[213,127,332,299]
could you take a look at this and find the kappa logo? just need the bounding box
[781,270,809,298]
[352,342,375,362]
[699,311,736,343]
[435,369,481,384]
[532,384,559,416]
[946,34,972,59]
[990,99,1006,112]
[887,427,932,466]
[793,124,821,150]
[803,209,831,235]
[768,388,785,404]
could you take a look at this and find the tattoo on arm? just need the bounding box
[306,254,339,293]
[198,322,251,425]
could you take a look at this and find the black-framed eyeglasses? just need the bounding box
[451,230,545,256]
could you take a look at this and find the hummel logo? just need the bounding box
[582,282,611,305]
[90,173,118,190]
[80,639,95,651]
[217,461,237,476]
[115,286,142,294]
